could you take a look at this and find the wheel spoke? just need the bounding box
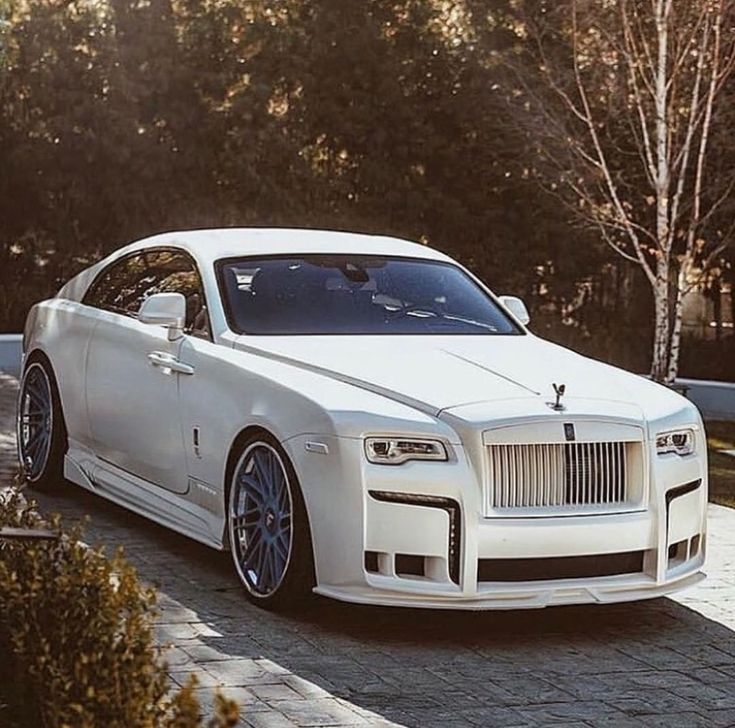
[243,503,261,521]
[267,454,280,496]
[243,533,263,569]
[230,514,248,532]
[259,451,276,498]
[266,545,279,590]
[241,473,267,504]
[21,413,45,425]
[25,427,44,456]
[26,378,48,407]
[274,533,289,564]
[277,482,289,511]
[244,526,263,553]
[24,426,41,449]
[256,542,271,588]
[26,391,46,412]
[28,433,48,472]
[251,452,269,488]
[258,545,272,590]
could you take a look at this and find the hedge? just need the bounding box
[0,487,239,727]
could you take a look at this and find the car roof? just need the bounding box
[56,228,460,305]
[119,228,453,265]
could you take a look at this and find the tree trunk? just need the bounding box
[650,260,671,383]
[666,267,687,384]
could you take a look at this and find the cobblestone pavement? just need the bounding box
[3,371,735,727]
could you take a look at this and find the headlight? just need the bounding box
[365,437,448,465]
[656,429,695,456]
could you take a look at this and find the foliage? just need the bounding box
[0,0,733,377]
[0,2,607,321]
[0,488,238,728]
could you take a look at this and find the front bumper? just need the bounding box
[285,432,708,610]
[315,570,706,610]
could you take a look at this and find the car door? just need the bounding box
[84,248,209,494]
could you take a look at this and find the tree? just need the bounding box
[510,0,735,382]
[0,0,660,379]
[0,0,583,331]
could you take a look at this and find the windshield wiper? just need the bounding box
[389,306,498,331]
[440,313,498,332]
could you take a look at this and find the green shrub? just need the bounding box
[0,488,238,727]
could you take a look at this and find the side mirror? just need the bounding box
[499,295,530,326]
[138,293,186,341]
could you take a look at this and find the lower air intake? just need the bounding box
[478,551,645,582]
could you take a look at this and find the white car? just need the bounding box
[18,228,707,610]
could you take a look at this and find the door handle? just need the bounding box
[147,351,195,375]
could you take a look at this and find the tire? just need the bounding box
[16,358,68,490]
[227,433,315,611]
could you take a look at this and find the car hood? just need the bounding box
[234,334,684,420]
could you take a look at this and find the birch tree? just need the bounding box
[513,0,735,383]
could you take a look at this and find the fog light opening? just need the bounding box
[667,539,688,568]
[395,554,426,578]
[364,551,380,574]
[364,550,393,576]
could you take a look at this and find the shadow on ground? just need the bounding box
[32,483,735,728]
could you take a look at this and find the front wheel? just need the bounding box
[228,435,315,610]
[17,359,67,489]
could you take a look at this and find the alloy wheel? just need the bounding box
[230,442,294,598]
[17,363,54,482]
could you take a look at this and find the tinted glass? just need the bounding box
[218,255,521,336]
[84,250,211,339]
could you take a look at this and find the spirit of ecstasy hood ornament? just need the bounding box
[548,383,566,412]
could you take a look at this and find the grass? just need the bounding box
[706,420,735,508]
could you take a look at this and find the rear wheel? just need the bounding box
[228,435,314,610]
[17,359,67,489]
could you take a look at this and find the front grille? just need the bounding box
[487,442,630,512]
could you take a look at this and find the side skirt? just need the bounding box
[64,448,225,551]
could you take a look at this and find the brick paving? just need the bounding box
[2,371,735,727]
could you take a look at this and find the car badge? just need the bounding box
[564,423,576,441]
[547,383,566,412]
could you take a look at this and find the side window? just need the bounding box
[149,251,211,340]
[84,249,211,340]
[83,253,150,314]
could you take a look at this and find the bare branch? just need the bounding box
[667,16,710,250]
[570,0,657,284]
[620,1,657,188]
[685,0,724,259]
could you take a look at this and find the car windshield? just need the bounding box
[218,254,522,336]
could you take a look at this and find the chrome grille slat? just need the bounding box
[487,441,630,511]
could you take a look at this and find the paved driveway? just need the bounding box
[2,372,735,727]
